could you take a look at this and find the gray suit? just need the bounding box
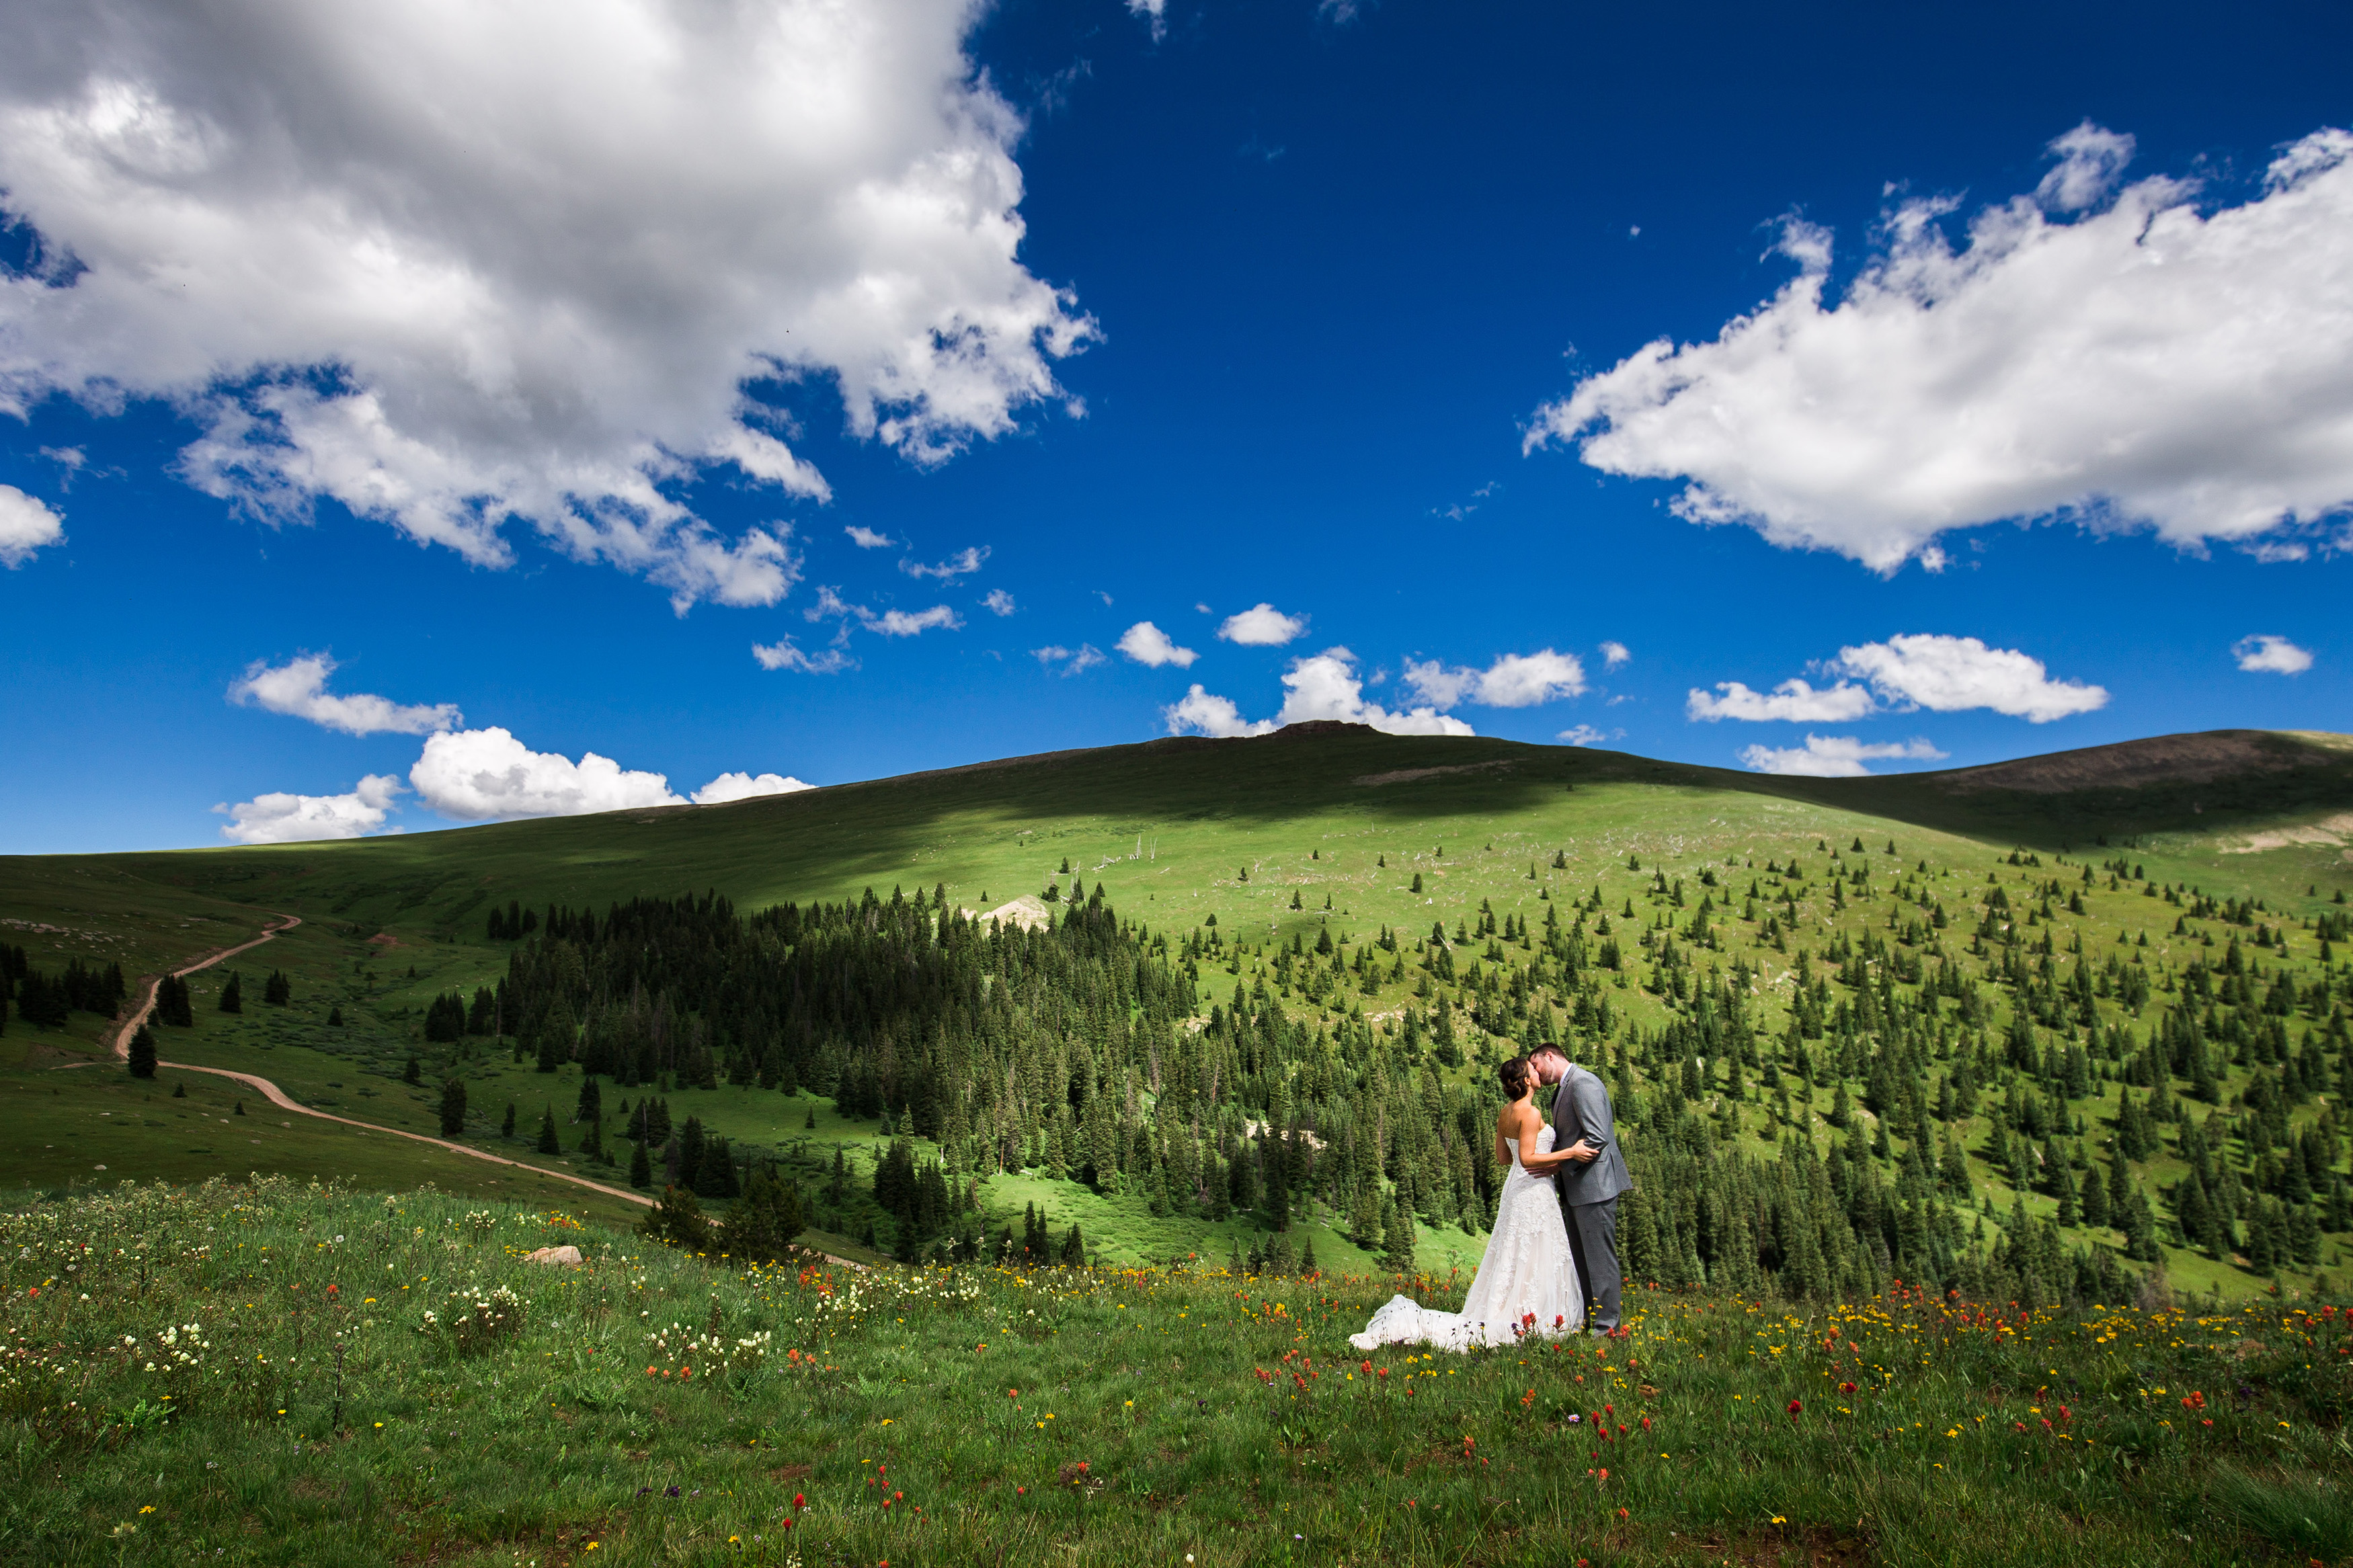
[1551,1063,1628,1330]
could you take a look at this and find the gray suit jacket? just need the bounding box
[1550,1063,1631,1207]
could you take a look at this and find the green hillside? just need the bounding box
[4,724,2352,1301]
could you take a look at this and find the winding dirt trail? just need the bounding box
[102,913,653,1211]
[93,915,866,1266]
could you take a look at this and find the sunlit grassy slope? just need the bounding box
[3,724,2350,1294]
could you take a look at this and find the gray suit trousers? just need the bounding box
[1562,1196,1621,1331]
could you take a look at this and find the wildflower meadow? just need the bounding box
[2,1179,2350,1565]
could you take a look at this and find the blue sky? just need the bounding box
[1,0,2348,852]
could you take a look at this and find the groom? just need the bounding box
[1531,1044,1628,1333]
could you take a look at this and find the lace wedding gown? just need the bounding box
[1350,1126,1583,1351]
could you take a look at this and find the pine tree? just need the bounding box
[218,972,243,1014]
[403,1057,422,1085]
[2080,1159,2112,1229]
[536,1108,561,1155]
[1382,1199,1417,1274]
[438,1077,467,1137]
[629,1139,653,1189]
[641,1186,710,1252]
[2120,1187,2161,1263]
[264,970,291,1005]
[127,1024,158,1079]
[501,1102,516,1138]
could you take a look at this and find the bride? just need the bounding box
[1350,1055,1585,1350]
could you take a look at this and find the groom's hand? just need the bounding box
[1564,1139,1599,1164]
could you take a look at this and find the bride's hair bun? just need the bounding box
[1498,1055,1531,1100]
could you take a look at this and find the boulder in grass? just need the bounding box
[524,1244,584,1267]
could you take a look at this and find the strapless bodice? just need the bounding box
[1503,1126,1558,1168]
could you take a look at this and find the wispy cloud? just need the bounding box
[803,585,961,642]
[902,545,990,581]
[230,653,461,736]
[844,525,895,549]
[1034,643,1107,675]
[752,638,854,673]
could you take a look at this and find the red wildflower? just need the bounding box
[1786,1399,1802,1419]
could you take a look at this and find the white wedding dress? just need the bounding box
[1351,1126,1583,1351]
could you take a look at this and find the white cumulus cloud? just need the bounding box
[1558,724,1622,747]
[1403,649,1585,709]
[982,588,1016,616]
[844,526,896,550]
[690,770,814,805]
[1116,621,1197,668]
[2234,634,2315,674]
[1687,678,1876,724]
[409,727,683,821]
[1835,634,2106,722]
[1217,603,1308,646]
[216,772,403,843]
[1738,735,1946,778]
[751,638,854,673]
[229,653,461,736]
[1277,649,1473,735]
[1170,648,1476,739]
[1691,636,2106,725]
[1527,124,2353,571]
[0,485,64,567]
[0,0,1093,609]
[1163,686,1273,739]
[1599,641,1631,669]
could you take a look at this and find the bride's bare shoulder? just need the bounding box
[1494,1102,1538,1137]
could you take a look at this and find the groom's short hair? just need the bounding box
[1531,1044,1568,1067]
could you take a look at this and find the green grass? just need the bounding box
[7,1178,2352,1566]
[0,1040,646,1230]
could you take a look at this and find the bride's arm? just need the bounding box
[1517,1141,1578,1172]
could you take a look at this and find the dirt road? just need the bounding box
[104,913,653,1210]
[95,915,865,1266]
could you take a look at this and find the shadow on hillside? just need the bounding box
[28,725,2353,935]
